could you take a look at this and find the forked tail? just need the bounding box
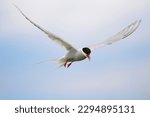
[36,58,67,68]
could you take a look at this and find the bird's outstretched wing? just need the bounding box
[14,4,77,52]
[89,20,141,51]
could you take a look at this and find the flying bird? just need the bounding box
[14,5,141,68]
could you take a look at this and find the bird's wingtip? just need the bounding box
[138,19,142,23]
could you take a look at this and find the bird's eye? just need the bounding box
[82,47,91,54]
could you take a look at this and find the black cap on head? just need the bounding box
[82,47,91,55]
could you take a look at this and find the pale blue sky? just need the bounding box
[0,0,150,99]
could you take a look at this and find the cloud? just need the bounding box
[1,0,149,42]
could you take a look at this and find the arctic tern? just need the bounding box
[14,5,141,68]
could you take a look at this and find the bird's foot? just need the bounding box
[64,62,72,68]
[67,62,72,68]
[64,62,67,67]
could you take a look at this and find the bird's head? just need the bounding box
[82,47,91,61]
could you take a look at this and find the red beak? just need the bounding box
[86,54,91,61]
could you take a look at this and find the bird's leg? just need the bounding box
[67,62,72,68]
[64,62,68,67]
